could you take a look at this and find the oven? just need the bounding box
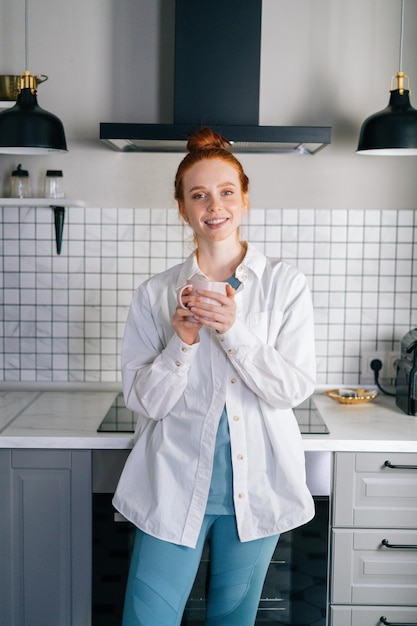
[93,396,331,626]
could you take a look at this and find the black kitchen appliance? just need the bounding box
[395,328,417,415]
[94,397,330,624]
[100,0,331,154]
[95,397,330,624]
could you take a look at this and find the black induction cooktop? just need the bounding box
[97,394,329,435]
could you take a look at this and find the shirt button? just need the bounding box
[175,361,181,367]
[228,349,235,355]
[218,336,224,342]
[237,454,244,460]
[233,415,240,421]
[238,493,245,499]
[181,347,189,353]
[231,378,237,384]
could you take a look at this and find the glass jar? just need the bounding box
[44,169,65,199]
[10,163,31,198]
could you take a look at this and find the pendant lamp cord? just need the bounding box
[399,0,405,72]
[24,0,29,70]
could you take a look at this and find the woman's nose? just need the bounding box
[207,198,221,212]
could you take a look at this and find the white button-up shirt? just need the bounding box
[113,244,316,548]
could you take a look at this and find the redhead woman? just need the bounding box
[114,127,316,626]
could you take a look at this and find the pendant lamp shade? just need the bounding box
[357,84,417,156]
[0,83,67,155]
[356,0,417,156]
[0,77,67,154]
[0,0,68,155]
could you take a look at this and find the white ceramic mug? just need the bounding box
[177,279,227,320]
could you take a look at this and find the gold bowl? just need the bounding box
[0,74,48,101]
[324,388,378,404]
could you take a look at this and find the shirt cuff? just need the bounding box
[215,319,258,358]
[161,332,200,372]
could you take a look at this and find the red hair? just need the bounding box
[174,127,249,204]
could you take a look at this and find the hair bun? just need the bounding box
[187,127,231,152]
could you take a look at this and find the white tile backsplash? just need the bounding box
[1,206,416,385]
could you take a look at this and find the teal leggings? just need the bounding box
[122,515,279,626]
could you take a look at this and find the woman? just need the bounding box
[114,128,316,626]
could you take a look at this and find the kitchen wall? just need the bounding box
[0,0,417,209]
[1,204,416,385]
[1,0,417,386]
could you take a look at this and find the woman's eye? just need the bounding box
[222,189,233,196]
[192,192,206,200]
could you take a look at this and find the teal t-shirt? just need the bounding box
[206,274,241,515]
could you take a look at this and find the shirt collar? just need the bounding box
[176,253,205,288]
[176,243,266,289]
[235,243,266,282]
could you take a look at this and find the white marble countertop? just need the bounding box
[306,392,417,452]
[0,388,416,452]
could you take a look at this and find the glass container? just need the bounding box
[10,163,31,198]
[44,169,65,199]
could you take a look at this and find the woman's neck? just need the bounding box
[196,240,247,281]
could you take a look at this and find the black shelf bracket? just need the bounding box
[51,206,65,255]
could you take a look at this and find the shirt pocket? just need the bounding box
[247,309,283,343]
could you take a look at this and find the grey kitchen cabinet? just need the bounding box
[330,606,417,625]
[0,449,92,626]
[330,452,417,626]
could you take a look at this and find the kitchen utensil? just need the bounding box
[0,73,47,101]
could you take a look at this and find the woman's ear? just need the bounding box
[242,192,249,213]
[178,201,189,223]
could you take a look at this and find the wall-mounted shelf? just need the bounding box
[0,198,85,254]
[0,198,84,208]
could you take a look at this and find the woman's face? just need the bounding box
[179,158,248,246]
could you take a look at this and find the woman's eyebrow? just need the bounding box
[188,182,237,192]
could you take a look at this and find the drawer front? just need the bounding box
[334,452,417,528]
[330,606,417,626]
[331,529,417,605]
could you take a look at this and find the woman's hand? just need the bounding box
[172,286,203,345]
[188,283,237,334]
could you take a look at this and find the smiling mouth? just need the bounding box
[205,218,229,226]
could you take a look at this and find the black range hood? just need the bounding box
[100,0,331,155]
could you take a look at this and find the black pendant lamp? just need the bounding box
[357,0,417,156]
[0,0,67,155]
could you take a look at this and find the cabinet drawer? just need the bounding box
[330,606,417,626]
[334,452,417,528]
[331,528,417,605]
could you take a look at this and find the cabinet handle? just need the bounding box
[380,617,417,626]
[384,460,417,470]
[382,539,417,550]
